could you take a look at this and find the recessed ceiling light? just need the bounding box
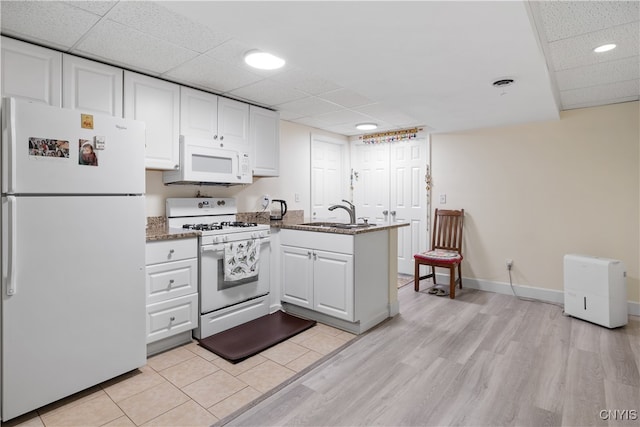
[356,123,378,131]
[594,43,616,53]
[244,50,285,70]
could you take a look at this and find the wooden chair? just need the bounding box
[414,209,464,299]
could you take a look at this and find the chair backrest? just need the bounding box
[431,209,464,254]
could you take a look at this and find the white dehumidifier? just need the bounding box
[563,254,627,328]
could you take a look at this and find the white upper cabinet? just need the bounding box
[250,105,280,176]
[179,87,218,139]
[62,55,123,117]
[1,36,62,106]
[180,87,249,150]
[217,97,249,149]
[124,71,180,170]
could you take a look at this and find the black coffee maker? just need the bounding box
[269,199,287,220]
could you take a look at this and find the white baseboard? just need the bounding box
[435,273,640,317]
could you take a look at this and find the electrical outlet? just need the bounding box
[439,194,446,204]
[261,195,270,209]
[505,259,513,270]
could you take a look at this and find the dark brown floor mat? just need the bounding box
[198,311,316,363]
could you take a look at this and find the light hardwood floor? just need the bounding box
[225,284,640,426]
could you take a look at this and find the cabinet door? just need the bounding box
[250,106,280,176]
[124,71,180,170]
[280,245,314,309]
[180,86,218,141]
[1,36,61,106]
[313,250,354,321]
[218,97,249,149]
[63,55,123,117]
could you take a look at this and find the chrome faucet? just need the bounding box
[328,199,356,224]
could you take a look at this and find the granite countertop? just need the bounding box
[145,210,403,240]
[276,221,409,235]
[146,216,199,242]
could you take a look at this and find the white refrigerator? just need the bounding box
[1,97,147,421]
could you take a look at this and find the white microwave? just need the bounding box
[163,136,252,185]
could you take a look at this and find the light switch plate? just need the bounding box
[439,194,446,204]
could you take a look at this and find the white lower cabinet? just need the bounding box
[145,238,198,352]
[280,229,390,334]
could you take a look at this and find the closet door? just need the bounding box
[389,138,429,274]
[351,138,429,274]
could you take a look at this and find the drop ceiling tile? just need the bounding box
[74,19,199,75]
[63,1,117,16]
[548,22,640,71]
[538,1,639,42]
[270,68,342,95]
[319,89,375,108]
[354,104,420,127]
[560,79,640,109]
[277,109,305,121]
[275,96,343,117]
[107,1,229,53]
[228,79,308,106]
[313,109,375,126]
[0,1,100,49]
[555,56,640,91]
[164,54,263,93]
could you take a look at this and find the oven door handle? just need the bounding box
[201,245,224,253]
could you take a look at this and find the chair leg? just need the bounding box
[414,261,420,292]
[431,266,437,285]
[458,263,463,289]
[449,266,455,299]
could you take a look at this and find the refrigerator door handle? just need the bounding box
[6,195,17,296]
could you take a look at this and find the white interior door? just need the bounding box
[352,143,390,225]
[389,138,429,274]
[311,134,349,222]
[351,137,429,274]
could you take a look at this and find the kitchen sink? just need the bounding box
[298,222,376,229]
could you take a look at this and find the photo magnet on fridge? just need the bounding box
[81,114,94,129]
[78,139,98,166]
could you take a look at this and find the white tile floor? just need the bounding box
[4,323,356,427]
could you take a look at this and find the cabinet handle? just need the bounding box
[390,211,396,216]
[169,316,175,322]
[307,251,312,259]
[220,135,224,141]
[382,210,389,215]
[213,135,218,140]
[313,253,317,261]
[168,279,175,286]
[169,249,175,254]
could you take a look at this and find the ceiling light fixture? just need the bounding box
[244,50,285,70]
[593,43,616,53]
[356,123,378,131]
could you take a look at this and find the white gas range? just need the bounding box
[166,198,271,339]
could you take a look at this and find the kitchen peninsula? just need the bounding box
[275,221,409,334]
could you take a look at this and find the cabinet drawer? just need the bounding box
[146,258,197,304]
[146,238,197,265]
[146,293,198,344]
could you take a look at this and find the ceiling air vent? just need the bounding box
[492,78,515,88]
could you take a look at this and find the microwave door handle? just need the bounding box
[6,196,17,296]
[236,153,241,180]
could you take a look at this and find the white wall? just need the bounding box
[145,120,348,217]
[431,101,639,303]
